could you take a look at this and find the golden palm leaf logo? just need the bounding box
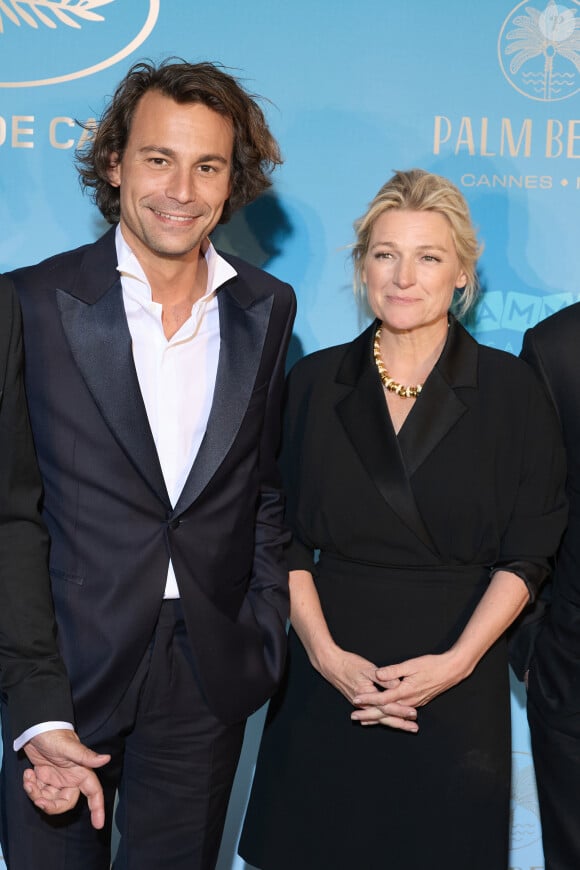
[0,0,114,32]
[498,0,580,100]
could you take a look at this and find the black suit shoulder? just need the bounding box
[521,303,580,419]
[289,341,351,381]
[282,340,360,454]
[526,301,580,346]
[477,340,551,395]
[477,341,530,371]
[284,340,351,410]
[521,303,580,405]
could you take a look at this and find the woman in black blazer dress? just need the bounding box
[239,170,567,869]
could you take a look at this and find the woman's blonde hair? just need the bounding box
[352,169,483,318]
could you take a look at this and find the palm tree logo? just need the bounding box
[498,0,580,101]
[510,752,542,851]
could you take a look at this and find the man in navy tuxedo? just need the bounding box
[2,60,295,869]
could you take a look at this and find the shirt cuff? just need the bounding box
[14,721,75,752]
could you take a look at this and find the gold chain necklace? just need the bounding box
[373,326,423,399]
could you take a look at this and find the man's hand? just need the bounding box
[22,730,110,829]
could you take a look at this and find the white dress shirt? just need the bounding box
[117,226,236,598]
[14,227,237,750]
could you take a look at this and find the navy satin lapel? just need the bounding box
[174,284,273,513]
[335,333,438,555]
[56,281,170,507]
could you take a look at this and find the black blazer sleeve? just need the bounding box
[0,274,74,738]
[513,310,580,707]
[508,323,570,679]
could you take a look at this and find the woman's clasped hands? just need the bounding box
[351,649,470,731]
[317,645,419,733]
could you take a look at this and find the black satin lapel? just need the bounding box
[56,282,170,507]
[173,287,273,513]
[336,361,438,555]
[398,320,474,476]
[398,369,468,476]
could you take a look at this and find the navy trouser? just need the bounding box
[0,600,245,870]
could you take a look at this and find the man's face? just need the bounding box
[108,90,234,267]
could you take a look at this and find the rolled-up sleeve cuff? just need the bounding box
[286,537,316,574]
[490,559,549,604]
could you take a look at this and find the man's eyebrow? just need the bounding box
[137,146,230,164]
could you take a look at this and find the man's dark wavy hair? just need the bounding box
[76,59,282,224]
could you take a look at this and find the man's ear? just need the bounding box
[107,152,121,188]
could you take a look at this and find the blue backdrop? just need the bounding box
[3,1,579,867]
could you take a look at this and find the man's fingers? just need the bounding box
[33,793,78,815]
[23,765,106,829]
[86,787,106,830]
[64,744,110,769]
[23,773,79,813]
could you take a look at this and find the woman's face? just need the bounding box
[362,209,467,336]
